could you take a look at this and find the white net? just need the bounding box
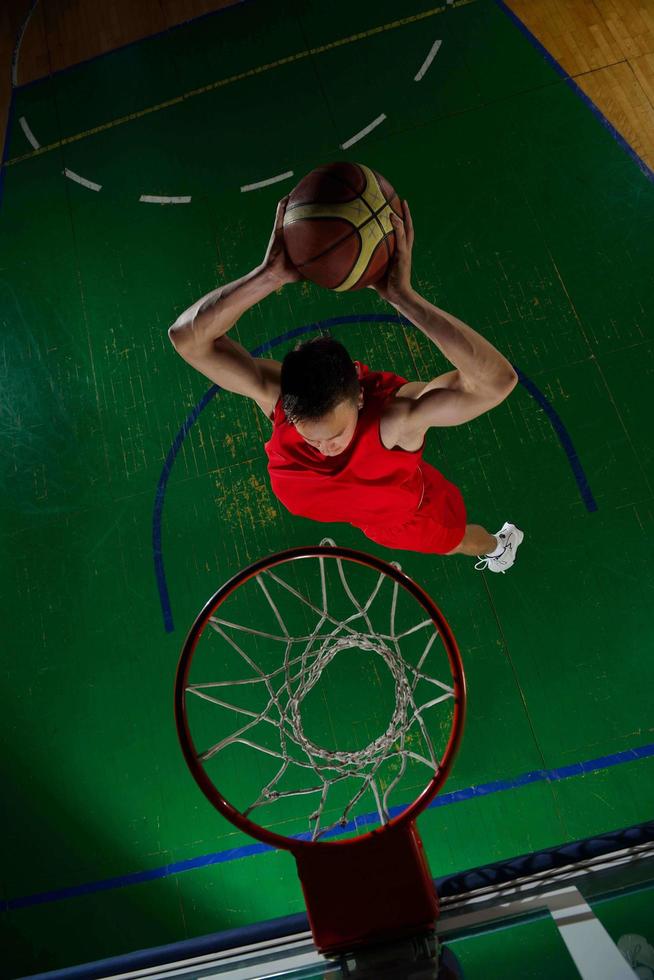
[184,541,458,841]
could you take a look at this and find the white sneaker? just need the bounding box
[475,523,524,574]
[618,935,654,979]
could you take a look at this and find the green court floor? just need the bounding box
[2,0,654,976]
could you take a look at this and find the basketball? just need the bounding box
[282,162,402,291]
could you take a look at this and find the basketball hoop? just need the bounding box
[175,541,466,959]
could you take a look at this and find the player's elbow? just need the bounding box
[493,366,518,402]
[503,366,519,396]
[168,319,194,353]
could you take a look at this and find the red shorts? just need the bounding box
[358,464,466,555]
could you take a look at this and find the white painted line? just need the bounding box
[340,114,387,150]
[63,168,102,192]
[546,888,638,980]
[112,932,321,980]
[19,116,40,149]
[414,40,442,81]
[11,0,39,87]
[240,170,294,193]
[139,195,192,205]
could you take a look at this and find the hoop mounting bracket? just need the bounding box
[294,821,439,955]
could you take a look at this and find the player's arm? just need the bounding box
[168,265,284,415]
[370,201,517,433]
[168,196,301,415]
[392,294,517,432]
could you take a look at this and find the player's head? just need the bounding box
[281,336,363,456]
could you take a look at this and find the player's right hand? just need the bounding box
[261,196,303,285]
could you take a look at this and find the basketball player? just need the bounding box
[169,197,523,572]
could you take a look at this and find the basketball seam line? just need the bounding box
[291,174,396,285]
[294,211,390,268]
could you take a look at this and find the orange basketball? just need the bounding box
[282,162,402,291]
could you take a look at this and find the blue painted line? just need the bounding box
[5,740,653,913]
[430,742,654,806]
[514,366,597,512]
[495,0,654,183]
[6,842,268,912]
[155,316,597,632]
[152,385,220,632]
[154,315,411,632]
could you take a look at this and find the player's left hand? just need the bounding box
[368,199,414,306]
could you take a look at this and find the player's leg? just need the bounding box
[447,522,524,573]
[447,524,496,556]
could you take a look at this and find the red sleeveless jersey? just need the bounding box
[264,362,466,554]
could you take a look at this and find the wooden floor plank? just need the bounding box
[505,0,654,170]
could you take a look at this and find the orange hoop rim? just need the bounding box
[174,544,466,853]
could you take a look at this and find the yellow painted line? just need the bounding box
[5,0,477,168]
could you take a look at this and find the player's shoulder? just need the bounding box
[379,391,421,451]
[379,377,436,450]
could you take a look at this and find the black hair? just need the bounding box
[280,336,359,423]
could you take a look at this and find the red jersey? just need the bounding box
[265,362,466,554]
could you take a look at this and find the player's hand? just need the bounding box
[261,196,303,285]
[368,200,414,306]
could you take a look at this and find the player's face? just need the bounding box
[294,392,363,457]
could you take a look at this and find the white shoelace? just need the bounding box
[475,539,507,571]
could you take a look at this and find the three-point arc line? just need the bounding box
[11,22,444,199]
[152,314,598,634]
